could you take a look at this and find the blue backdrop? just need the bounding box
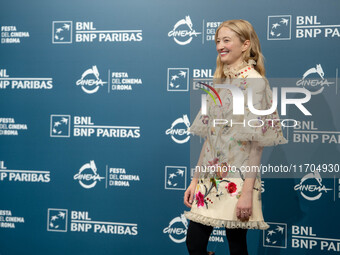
[1,0,340,254]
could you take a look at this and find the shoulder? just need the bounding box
[245,68,266,91]
[246,67,263,78]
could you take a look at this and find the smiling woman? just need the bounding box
[214,20,265,80]
[183,19,288,255]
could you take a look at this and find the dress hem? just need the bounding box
[184,211,270,230]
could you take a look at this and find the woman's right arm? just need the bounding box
[184,139,207,208]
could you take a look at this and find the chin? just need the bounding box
[220,59,231,65]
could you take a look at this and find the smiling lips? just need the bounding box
[220,50,229,56]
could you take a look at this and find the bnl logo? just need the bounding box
[167,68,189,92]
[52,21,72,43]
[267,15,292,40]
[165,166,187,190]
[50,115,71,137]
[47,209,68,232]
[263,222,287,248]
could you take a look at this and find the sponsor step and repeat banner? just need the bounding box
[1,0,340,254]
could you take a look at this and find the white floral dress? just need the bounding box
[184,64,288,230]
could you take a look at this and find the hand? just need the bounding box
[236,191,253,222]
[184,180,198,208]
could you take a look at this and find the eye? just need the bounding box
[224,39,229,42]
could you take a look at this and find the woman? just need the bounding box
[183,19,288,255]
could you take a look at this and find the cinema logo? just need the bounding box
[52,21,142,44]
[47,209,138,235]
[0,69,53,90]
[165,115,191,144]
[163,214,188,243]
[74,161,140,189]
[294,171,332,201]
[168,16,201,45]
[76,66,143,94]
[50,115,140,139]
[163,214,226,244]
[296,64,335,95]
[0,161,50,183]
[76,65,107,94]
[74,161,104,189]
[1,25,30,44]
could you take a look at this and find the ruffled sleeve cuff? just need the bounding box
[188,108,209,138]
[232,78,288,147]
[232,116,288,147]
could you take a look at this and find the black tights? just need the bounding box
[186,220,249,255]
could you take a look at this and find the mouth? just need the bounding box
[220,50,229,56]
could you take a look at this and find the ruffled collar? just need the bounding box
[223,59,256,78]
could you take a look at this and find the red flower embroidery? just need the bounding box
[226,182,237,194]
[196,191,205,208]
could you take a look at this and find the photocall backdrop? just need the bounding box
[0,0,340,254]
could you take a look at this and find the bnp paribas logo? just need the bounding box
[50,115,71,137]
[267,15,291,40]
[167,68,189,92]
[263,222,287,248]
[165,166,187,190]
[47,209,68,232]
[52,21,72,44]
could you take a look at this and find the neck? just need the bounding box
[225,58,246,71]
[223,59,248,79]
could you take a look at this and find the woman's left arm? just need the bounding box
[236,141,264,221]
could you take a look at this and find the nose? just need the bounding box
[216,41,226,51]
[216,43,224,51]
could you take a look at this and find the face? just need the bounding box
[216,27,249,67]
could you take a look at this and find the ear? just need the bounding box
[242,40,250,52]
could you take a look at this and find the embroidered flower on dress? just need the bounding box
[226,182,237,195]
[202,116,209,124]
[260,112,281,135]
[196,191,205,208]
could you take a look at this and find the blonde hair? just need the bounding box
[213,19,265,79]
